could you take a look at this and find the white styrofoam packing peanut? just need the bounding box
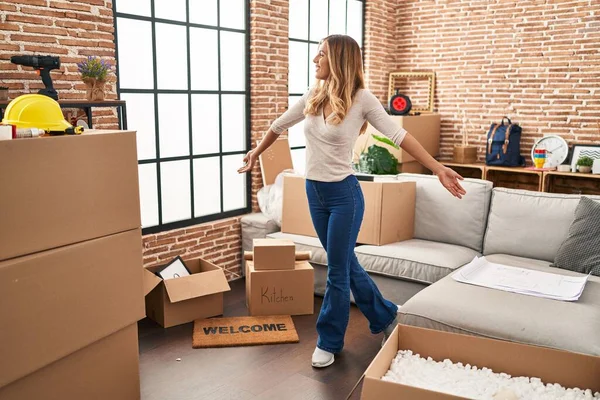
[382,350,600,400]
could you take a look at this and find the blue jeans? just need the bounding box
[306,175,398,354]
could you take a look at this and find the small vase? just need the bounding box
[83,78,106,101]
[578,166,592,173]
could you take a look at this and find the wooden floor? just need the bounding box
[138,279,383,400]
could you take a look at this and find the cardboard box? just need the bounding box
[354,113,441,170]
[246,260,314,316]
[281,175,416,245]
[281,174,318,237]
[0,324,141,400]
[361,324,600,399]
[358,180,415,245]
[253,238,296,270]
[144,257,232,328]
[259,137,294,186]
[0,229,144,389]
[453,145,478,164]
[0,130,141,261]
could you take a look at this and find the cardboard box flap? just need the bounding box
[163,269,231,303]
[142,268,163,297]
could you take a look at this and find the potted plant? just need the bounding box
[77,56,112,101]
[0,86,8,101]
[576,156,594,173]
[356,134,400,175]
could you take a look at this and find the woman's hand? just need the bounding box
[237,150,257,173]
[435,166,466,199]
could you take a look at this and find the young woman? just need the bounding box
[238,34,466,368]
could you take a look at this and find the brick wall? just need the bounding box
[394,0,600,163]
[249,0,290,213]
[142,217,243,281]
[0,0,119,128]
[363,0,398,102]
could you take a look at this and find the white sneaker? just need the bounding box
[311,347,335,368]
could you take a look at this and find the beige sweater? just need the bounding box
[269,88,407,182]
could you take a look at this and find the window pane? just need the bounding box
[310,0,328,41]
[291,148,306,176]
[219,0,245,29]
[221,94,245,153]
[155,0,186,22]
[193,158,221,217]
[329,0,347,35]
[192,94,220,155]
[222,155,246,211]
[347,0,363,47]
[158,94,189,157]
[138,163,159,228]
[121,93,156,160]
[161,160,191,223]
[116,18,153,89]
[289,0,308,40]
[309,43,318,87]
[220,31,245,91]
[288,96,305,148]
[289,41,308,94]
[156,23,188,90]
[190,0,217,25]
[115,0,150,17]
[190,28,218,90]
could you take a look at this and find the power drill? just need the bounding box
[10,55,60,100]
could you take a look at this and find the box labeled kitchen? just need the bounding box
[246,260,314,316]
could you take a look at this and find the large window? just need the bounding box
[287,0,365,174]
[114,0,250,234]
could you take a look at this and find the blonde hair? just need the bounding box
[305,34,368,134]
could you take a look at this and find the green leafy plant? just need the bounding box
[77,56,112,81]
[356,134,400,175]
[577,156,594,167]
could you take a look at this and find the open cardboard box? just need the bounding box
[361,324,600,399]
[143,257,231,328]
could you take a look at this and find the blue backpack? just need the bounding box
[485,117,525,167]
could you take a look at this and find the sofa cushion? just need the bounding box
[266,231,327,266]
[398,254,600,356]
[354,239,480,284]
[483,189,600,262]
[552,197,600,276]
[395,173,493,252]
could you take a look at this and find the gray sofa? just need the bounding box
[241,173,600,356]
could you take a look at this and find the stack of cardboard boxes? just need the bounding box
[0,131,144,399]
[246,239,314,316]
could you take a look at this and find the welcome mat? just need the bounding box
[192,315,299,348]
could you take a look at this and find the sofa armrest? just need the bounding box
[240,213,280,274]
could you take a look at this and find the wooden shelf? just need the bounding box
[484,166,543,191]
[441,162,485,179]
[442,163,600,194]
[0,99,127,130]
[542,171,600,195]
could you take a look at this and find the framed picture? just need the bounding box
[154,256,192,280]
[570,144,600,172]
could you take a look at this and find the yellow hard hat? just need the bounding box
[1,94,72,131]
